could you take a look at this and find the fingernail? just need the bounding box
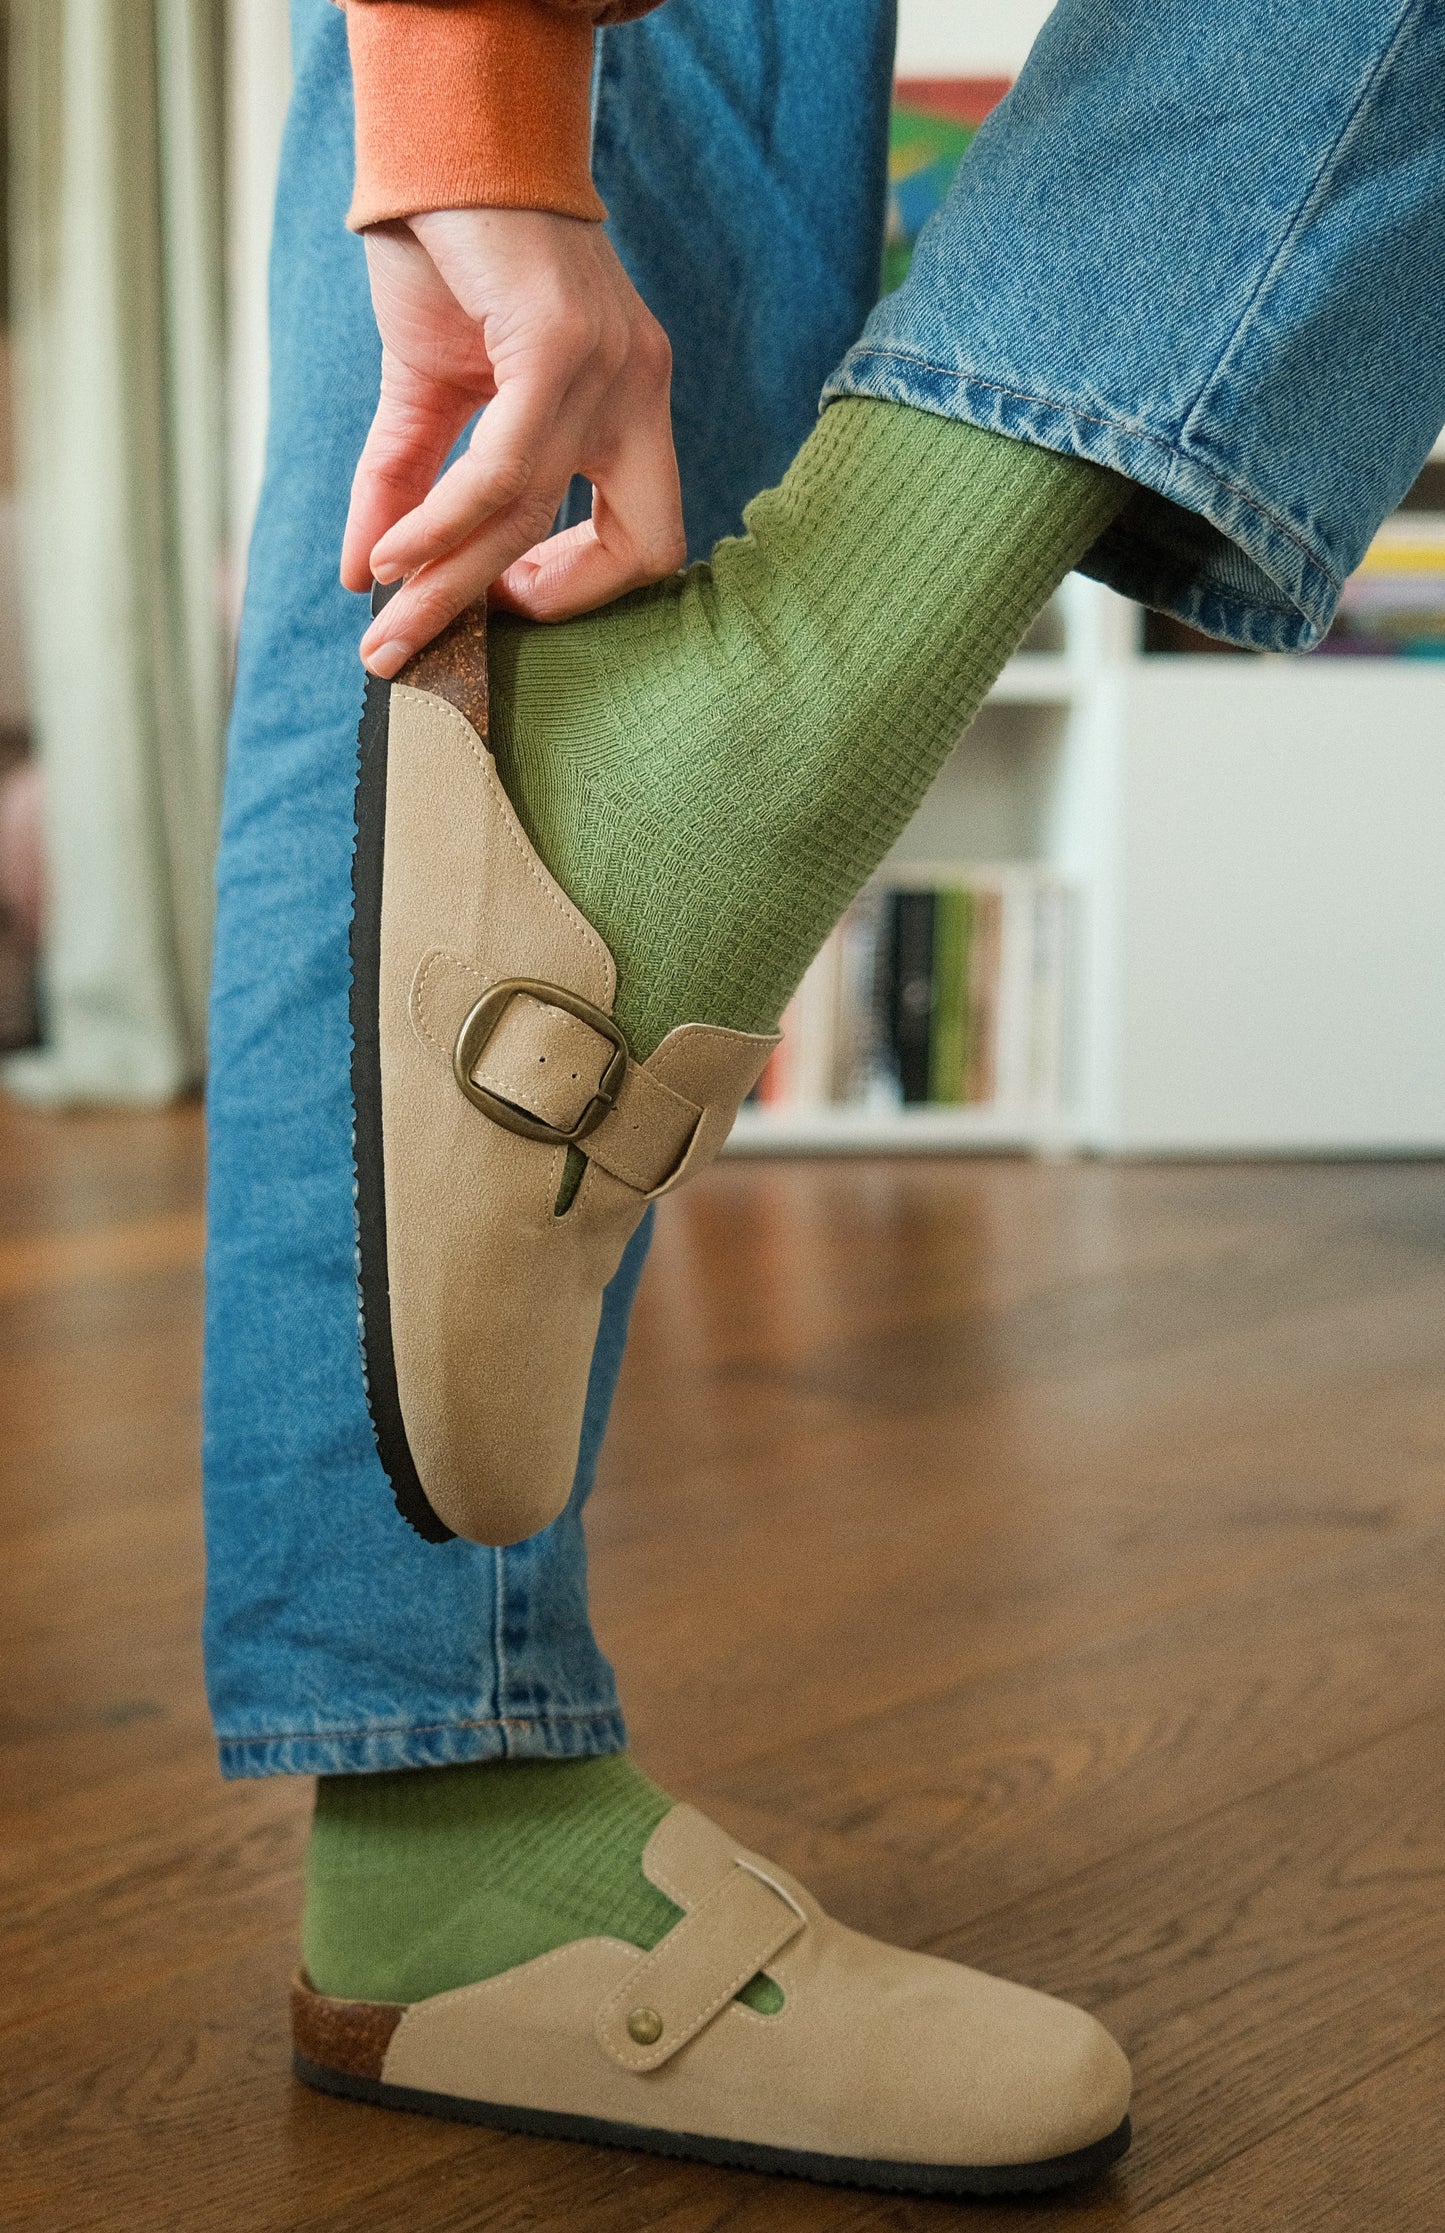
[364,639,408,678]
[371,559,402,584]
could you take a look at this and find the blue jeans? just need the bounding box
[205,0,1444,1777]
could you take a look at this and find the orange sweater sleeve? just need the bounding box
[342,0,663,231]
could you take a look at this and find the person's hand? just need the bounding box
[342,207,685,675]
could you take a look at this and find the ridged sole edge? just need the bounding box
[294,2051,1131,2198]
[349,657,455,1544]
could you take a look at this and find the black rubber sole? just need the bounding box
[348,644,454,1544]
[295,2052,1131,2199]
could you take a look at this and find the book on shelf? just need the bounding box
[1320,513,1445,658]
[750,866,1073,1122]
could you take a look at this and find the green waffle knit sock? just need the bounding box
[490,400,1125,1063]
[302,1755,783,2010]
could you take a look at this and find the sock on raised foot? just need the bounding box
[301,1754,783,2011]
[489,399,1126,1064]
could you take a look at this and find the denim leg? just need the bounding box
[203,0,895,1778]
[829,0,1445,651]
[203,0,636,1779]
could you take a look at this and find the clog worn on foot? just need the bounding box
[292,1801,1131,2197]
[349,605,777,1546]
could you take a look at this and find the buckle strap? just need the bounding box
[585,1063,703,1196]
[594,1860,807,2073]
[457,980,628,1147]
[411,952,706,1194]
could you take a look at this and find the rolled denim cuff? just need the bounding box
[825,350,1336,652]
[217,1704,628,1781]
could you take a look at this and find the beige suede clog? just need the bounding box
[349,604,776,1547]
[293,1801,1131,2198]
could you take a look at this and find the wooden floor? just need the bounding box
[3,1097,1445,2232]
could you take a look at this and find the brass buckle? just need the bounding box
[452,978,630,1147]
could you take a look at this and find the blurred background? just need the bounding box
[1,0,1442,1155]
[0,0,289,1104]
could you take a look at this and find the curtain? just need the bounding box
[5,1,227,1104]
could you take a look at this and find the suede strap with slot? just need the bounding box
[411,948,707,1196]
[594,1860,807,2073]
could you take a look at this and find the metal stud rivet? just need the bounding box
[626,2007,664,2046]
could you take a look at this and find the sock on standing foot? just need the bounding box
[489,399,1126,1063]
[301,1754,783,2010]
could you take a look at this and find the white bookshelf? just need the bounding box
[727,571,1445,1158]
[728,1102,1071,1154]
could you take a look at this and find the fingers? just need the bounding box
[367,371,568,586]
[494,407,686,621]
[358,338,681,667]
[365,289,631,589]
[357,391,685,670]
[358,481,569,673]
[359,438,685,673]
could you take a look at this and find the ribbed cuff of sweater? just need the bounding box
[344,0,603,231]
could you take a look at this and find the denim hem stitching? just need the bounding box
[221,1704,622,1748]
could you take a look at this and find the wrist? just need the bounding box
[345,0,604,232]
